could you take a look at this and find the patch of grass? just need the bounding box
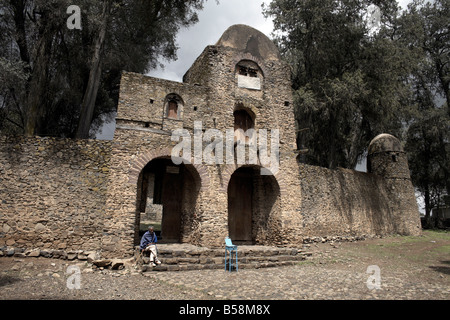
[431,245,450,254]
[422,229,450,240]
[371,230,449,247]
[296,260,315,266]
[335,230,450,267]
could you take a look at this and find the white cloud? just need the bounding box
[398,0,413,9]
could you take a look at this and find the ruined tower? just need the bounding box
[367,134,422,235]
[182,24,296,150]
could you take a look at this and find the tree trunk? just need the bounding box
[75,0,112,139]
[424,185,432,229]
[11,0,30,65]
[24,28,53,136]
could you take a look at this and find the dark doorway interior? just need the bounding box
[228,167,254,243]
[227,166,281,245]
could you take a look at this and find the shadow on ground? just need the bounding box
[0,274,21,287]
[429,260,450,275]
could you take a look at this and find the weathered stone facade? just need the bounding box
[0,25,421,259]
[0,136,111,252]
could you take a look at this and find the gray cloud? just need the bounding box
[148,0,273,82]
[147,0,413,82]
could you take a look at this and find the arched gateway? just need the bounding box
[135,157,201,245]
[227,166,281,245]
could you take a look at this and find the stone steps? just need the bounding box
[136,244,312,272]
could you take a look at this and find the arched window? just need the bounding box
[165,94,183,120]
[168,100,178,119]
[234,109,255,143]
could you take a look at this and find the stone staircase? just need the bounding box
[136,244,312,272]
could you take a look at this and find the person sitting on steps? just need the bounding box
[140,226,161,267]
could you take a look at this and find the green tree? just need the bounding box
[263,0,416,169]
[0,0,206,138]
[406,107,449,226]
[401,0,450,226]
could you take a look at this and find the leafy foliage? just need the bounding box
[264,0,449,219]
[402,0,450,221]
[0,0,205,138]
[263,0,417,169]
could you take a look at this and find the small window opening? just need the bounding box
[239,66,258,78]
[239,67,248,76]
[168,100,178,119]
[236,61,262,91]
[144,122,150,128]
[149,99,154,104]
[284,101,290,107]
[248,68,258,77]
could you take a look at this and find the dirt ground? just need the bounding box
[0,229,449,302]
[309,229,450,280]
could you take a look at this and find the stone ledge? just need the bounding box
[136,244,309,272]
[0,246,102,263]
[139,259,304,272]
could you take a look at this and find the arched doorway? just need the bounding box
[135,157,200,244]
[227,166,281,245]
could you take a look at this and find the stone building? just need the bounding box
[0,25,421,258]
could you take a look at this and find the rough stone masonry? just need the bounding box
[0,25,421,259]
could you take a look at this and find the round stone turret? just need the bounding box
[367,134,411,179]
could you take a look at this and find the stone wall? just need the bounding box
[367,134,422,236]
[116,72,211,132]
[183,45,297,152]
[0,135,111,252]
[296,164,421,241]
[0,132,421,258]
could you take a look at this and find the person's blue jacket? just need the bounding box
[140,231,157,250]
